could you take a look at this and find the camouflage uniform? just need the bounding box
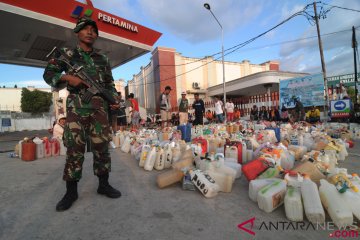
[43,47,117,181]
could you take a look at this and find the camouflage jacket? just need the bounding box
[43,46,117,109]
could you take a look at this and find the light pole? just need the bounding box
[204,3,226,120]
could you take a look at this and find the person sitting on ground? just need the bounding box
[250,105,259,121]
[259,106,268,120]
[281,106,289,122]
[233,107,241,121]
[53,114,66,139]
[306,106,321,123]
[205,110,213,122]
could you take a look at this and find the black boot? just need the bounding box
[97,174,121,198]
[56,181,78,212]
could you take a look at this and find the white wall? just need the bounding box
[0,116,54,132]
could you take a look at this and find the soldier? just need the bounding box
[43,17,121,212]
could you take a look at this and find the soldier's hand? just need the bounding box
[61,75,90,87]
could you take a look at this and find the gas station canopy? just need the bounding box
[0,0,162,68]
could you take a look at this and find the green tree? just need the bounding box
[21,88,52,114]
[14,84,17,88]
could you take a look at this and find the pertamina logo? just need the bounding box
[71,5,93,18]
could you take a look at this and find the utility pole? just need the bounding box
[313,1,328,120]
[352,26,358,105]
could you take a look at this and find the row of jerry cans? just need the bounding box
[19,137,66,161]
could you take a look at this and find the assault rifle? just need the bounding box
[46,47,118,105]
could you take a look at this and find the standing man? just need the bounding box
[178,91,189,125]
[293,97,305,122]
[192,93,205,125]
[225,99,235,122]
[117,92,127,130]
[214,96,225,123]
[128,93,140,130]
[43,17,121,212]
[160,86,172,128]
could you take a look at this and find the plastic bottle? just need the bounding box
[189,169,219,198]
[257,179,287,213]
[172,149,194,170]
[157,169,184,188]
[207,170,234,193]
[154,147,165,170]
[223,161,242,179]
[284,172,303,188]
[301,176,325,224]
[144,146,157,171]
[319,179,353,228]
[121,136,132,153]
[33,137,44,159]
[248,178,280,202]
[139,145,151,168]
[284,186,303,222]
[171,142,181,163]
[164,144,173,169]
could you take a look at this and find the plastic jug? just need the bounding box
[257,179,287,213]
[248,178,278,202]
[207,170,234,193]
[342,188,360,220]
[50,138,60,156]
[284,186,303,222]
[43,138,52,157]
[121,136,132,153]
[154,147,165,170]
[225,146,238,162]
[319,179,353,228]
[350,173,360,189]
[284,172,303,188]
[21,141,36,161]
[257,166,283,179]
[58,139,67,156]
[144,146,157,171]
[113,132,121,148]
[189,169,219,198]
[171,142,181,163]
[139,145,151,168]
[208,138,218,154]
[223,161,242,179]
[164,144,173,169]
[301,176,325,224]
[209,161,237,180]
[280,151,295,170]
[33,137,44,159]
[157,169,184,188]
[172,149,194,170]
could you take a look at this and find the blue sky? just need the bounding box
[0,0,359,88]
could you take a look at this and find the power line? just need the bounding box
[322,2,360,13]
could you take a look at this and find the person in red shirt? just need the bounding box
[128,93,140,129]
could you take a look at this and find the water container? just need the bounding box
[284,172,303,188]
[59,139,67,156]
[257,166,283,179]
[327,173,359,193]
[285,186,303,222]
[18,140,24,158]
[257,179,287,213]
[51,138,60,156]
[43,138,52,157]
[207,170,234,193]
[246,150,253,162]
[119,132,125,146]
[319,179,353,228]
[171,142,181,163]
[121,136,132,153]
[189,169,219,198]
[154,147,165,170]
[208,138,218,154]
[164,144,173,169]
[225,146,238,162]
[248,178,278,202]
[342,188,360,220]
[21,141,36,161]
[139,145,151,168]
[209,161,237,180]
[172,149,194,170]
[114,132,121,148]
[157,169,184,188]
[223,162,242,179]
[144,146,157,171]
[33,137,44,159]
[280,151,295,170]
[301,177,325,224]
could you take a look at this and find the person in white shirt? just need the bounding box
[160,86,172,128]
[214,96,224,123]
[53,114,66,139]
[225,99,235,122]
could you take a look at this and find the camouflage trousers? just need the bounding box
[63,106,112,181]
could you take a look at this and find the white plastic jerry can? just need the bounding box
[33,137,44,159]
[139,145,151,168]
[58,139,67,156]
[121,136,132,153]
[164,144,173,169]
[154,147,165,170]
[144,146,157,171]
[248,178,278,202]
[223,161,242,179]
[257,179,287,213]
[284,186,303,222]
[114,132,121,148]
[301,177,325,224]
[171,142,181,163]
[207,170,234,193]
[189,169,219,198]
[241,141,247,164]
[319,179,353,229]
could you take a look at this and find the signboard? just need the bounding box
[1,118,11,127]
[279,73,325,109]
[330,99,351,118]
[326,73,360,87]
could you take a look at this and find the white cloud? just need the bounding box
[279,0,360,76]
[0,80,49,88]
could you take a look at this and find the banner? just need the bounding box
[279,73,325,108]
[330,99,351,118]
